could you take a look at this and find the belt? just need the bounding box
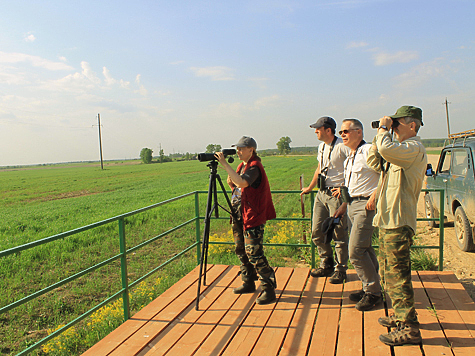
[320,187,336,194]
[350,196,370,202]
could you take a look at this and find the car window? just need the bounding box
[439,150,452,174]
[452,149,469,176]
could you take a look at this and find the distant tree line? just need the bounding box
[139,138,446,164]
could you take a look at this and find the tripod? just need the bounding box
[196,159,237,310]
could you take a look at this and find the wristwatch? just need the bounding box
[379,125,389,131]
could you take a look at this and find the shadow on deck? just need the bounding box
[82,265,475,356]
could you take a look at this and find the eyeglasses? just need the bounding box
[338,129,358,136]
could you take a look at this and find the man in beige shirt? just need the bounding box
[366,106,427,346]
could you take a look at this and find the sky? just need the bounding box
[1,0,474,166]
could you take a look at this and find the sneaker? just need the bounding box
[379,322,422,346]
[310,266,334,278]
[256,288,276,305]
[329,270,346,284]
[355,293,381,311]
[378,313,398,328]
[233,282,256,294]
[349,289,365,302]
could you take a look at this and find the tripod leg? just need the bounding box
[196,169,217,310]
[203,177,217,285]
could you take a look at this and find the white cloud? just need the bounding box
[394,58,448,88]
[24,32,36,42]
[346,41,369,49]
[253,95,280,109]
[0,51,74,71]
[120,79,130,89]
[373,51,419,66]
[81,61,101,84]
[103,66,117,85]
[203,95,280,119]
[190,66,235,81]
[134,74,147,96]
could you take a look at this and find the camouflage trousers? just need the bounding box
[232,203,276,290]
[379,226,419,326]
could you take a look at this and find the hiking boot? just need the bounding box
[355,293,381,311]
[379,322,422,346]
[329,270,346,284]
[378,313,398,328]
[310,266,334,278]
[256,288,276,305]
[349,289,365,302]
[233,282,256,294]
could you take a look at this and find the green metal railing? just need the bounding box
[0,189,444,355]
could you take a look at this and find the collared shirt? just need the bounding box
[366,132,427,232]
[318,137,351,187]
[344,143,379,198]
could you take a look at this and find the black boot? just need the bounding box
[233,281,256,294]
[256,287,276,305]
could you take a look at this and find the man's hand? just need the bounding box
[214,152,227,165]
[378,116,393,132]
[366,191,377,211]
[300,186,313,196]
[334,203,347,218]
[331,187,341,198]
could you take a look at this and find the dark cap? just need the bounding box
[310,116,336,130]
[232,136,257,149]
[390,106,423,126]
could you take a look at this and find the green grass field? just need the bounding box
[0,156,318,355]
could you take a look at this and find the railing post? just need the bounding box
[195,192,201,264]
[310,191,316,269]
[439,189,445,271]
[118,218,130,320]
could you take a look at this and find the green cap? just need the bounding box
[390,105,423,125]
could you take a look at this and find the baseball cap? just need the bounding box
[232,136,257,149]
[310,116,337,130]
[390,106,423,126]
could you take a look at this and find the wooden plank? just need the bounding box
[81,264,211,356]
[220,267,293,356]
[278,270,325,356]
[142,266,241,356]
[307,273,344,356]
[336,270,363,356]
[359,272,391,356]
[419,271,475,356]
[438,271,475,339]
[250,267,309,356]
[192,278,260,356]
[82,267,475,356]
[409,272,452,356]
[363,300,392,356]
[107,264,229,356]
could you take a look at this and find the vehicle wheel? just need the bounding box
[424,193,439,228]
[454,206,475,252]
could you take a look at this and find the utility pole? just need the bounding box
[444,98,451,137]
[97,114,104,169]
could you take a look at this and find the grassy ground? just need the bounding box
[0,156,318,355]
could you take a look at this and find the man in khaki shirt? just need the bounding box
[366,106,427,346]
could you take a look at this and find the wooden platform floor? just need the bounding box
[82,265,475,356]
